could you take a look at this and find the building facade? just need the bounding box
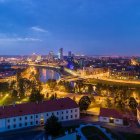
[0,98,79,132]
[99,108,123,125]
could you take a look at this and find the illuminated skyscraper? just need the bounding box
[58,48,63,60]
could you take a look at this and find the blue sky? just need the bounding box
[0,0,140,55]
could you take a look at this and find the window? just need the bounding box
[62,111,63,114]
[7,125,10,129]
[46,113,48,116]
[19,123,22,127]
[30,122,33,125]
[57,112,59,115]
[36,121,38,124]
[30,116,33,119]
[71,115,73,118]
[25,122,27,126]
[66,111,68,113]
[66,116,68,119]
[7,119,10,123]
[52,113,54,116]
[36,115,38,118]
[13,118,16,122]
[75,109,77,112]
[75,115,77,118]
[19,117,22,121]
[13,124,16,128]
[61,117,63,120]
[25,116,27,120]
[71,110,73,113]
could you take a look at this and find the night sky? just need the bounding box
[0,0,140,55]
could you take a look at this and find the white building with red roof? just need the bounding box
[0,98,80,132]
[99,108,123,125]
[137,106,140,125]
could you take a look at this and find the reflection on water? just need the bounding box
[39,68,60,83]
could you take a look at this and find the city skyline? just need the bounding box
[0,0,140,55]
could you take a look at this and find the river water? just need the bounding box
[39,68,60,83]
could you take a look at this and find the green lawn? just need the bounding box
[81,126,110,140]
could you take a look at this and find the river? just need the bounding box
[39,68,60,83]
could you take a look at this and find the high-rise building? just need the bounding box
[31,53,37,61]
[68,51,72,57]
[48,51,54,61]
[58,48,63,60]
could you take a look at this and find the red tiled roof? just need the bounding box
[0,98,78,119]
[99,108,123,119]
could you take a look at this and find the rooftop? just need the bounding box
[99,108,123,119]
[0,97,78,119]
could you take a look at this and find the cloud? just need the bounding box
[0,37,42,42]
[31,26,48,33]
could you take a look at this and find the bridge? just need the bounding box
[28,63,61,69]
[26,63,140,85]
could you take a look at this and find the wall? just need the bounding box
[0,107,80,132]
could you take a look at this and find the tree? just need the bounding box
[104,98,112,108]
[116,100,125,111]
[44,115,62,137]
[17,78,32,98]
[10,80,17,91]
[88,84,93,94]
[79,96,91,111]
[129,97,138,109]
[49,94,56,100]
[0,82,9,92]
[47,79,57,90]
[90,94,95,103]
[11,90,18,98]
[46,92,49,98]
[29,89,44,102]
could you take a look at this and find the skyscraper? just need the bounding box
[58,48,63,60]
[68,51,72,57]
